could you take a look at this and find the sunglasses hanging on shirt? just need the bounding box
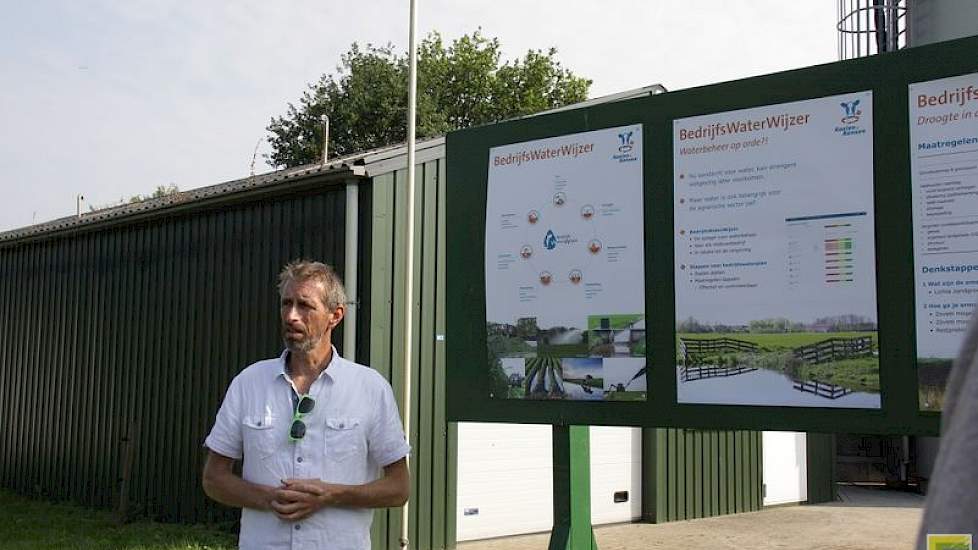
[289,394,316,441]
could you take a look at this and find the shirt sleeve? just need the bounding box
[204,375,244,460]
[367,379,411,468]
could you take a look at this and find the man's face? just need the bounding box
[280,279,340,353]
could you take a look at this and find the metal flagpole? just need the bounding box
[400,0,418,547]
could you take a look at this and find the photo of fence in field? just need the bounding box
[675,315,881,408]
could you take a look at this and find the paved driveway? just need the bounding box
[459,485,925,550]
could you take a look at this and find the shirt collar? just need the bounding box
[276,345,344,383]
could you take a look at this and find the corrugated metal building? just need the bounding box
[0,87,818,549]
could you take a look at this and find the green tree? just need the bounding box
[266,30,591,168]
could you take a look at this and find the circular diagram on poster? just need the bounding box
[513,179,612,292]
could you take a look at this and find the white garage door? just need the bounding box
[456,423,642,541]
[762,431,808,506]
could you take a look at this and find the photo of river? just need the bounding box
[675,366,880,408]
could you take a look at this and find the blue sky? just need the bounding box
[562,358,602,379]
[0,1,837,231]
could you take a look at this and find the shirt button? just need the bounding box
[295,524,301,530]
[297,457,303,463]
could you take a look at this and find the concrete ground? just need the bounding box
[459,485,925,550]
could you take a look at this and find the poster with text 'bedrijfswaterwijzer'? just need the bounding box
[674,92,881,409]
[485,125,647,402]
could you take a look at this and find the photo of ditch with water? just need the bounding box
[675,331,881,409]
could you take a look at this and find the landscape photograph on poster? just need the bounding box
[486,313,647,402]
[676,314,880,407]
[603,357,647,402]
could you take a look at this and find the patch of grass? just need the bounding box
[793,356,880,393]
[587,314,643,330]
[0,489,236,550]
[677,331,878,352]
[537,342,589,356]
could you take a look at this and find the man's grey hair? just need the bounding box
[277,260,348,310]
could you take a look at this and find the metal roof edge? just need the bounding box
[0,164,362,246]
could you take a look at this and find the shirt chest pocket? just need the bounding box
[242,415,278,458]
[324,417,366,464]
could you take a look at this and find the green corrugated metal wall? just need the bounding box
[0,181,358,522]
[805,433,837,504]
[644,429,764,523]
[368,159,455,550]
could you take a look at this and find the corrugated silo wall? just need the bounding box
[0,179,370,524]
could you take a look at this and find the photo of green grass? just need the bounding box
[588,314,643,330]
[676,331,879,352]
[676,315,881,407]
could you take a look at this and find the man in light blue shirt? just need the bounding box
[203,260,410,550]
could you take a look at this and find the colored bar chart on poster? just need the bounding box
[910,73,978,412]
[674,92,881,408]
[484,125,647,402]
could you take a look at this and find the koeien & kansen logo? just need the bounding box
[613,130,638,163]
[840,99,861,124]
[834,98,867,137]
[617,131,634,153]
[927,534,972,550]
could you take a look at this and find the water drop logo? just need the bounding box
[544,230,558,250]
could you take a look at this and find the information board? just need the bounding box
[910,72,978,411]
[485,126,647,402]
[674,93,881,408]
[446,35,978,434]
